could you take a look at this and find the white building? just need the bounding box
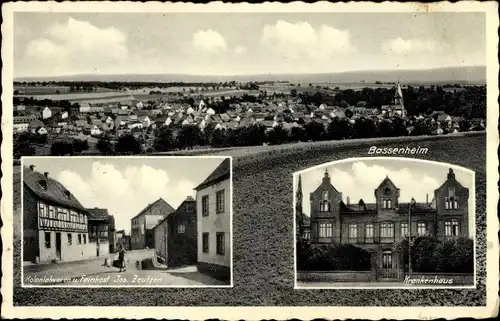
[42,107,52,119]
[195,158,231,282]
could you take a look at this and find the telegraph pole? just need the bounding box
[408,198,416,278]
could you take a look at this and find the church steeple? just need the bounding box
[296,174,303,199]
[322,168,331,185]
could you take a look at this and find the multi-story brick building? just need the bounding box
[153,196,197,267]
[130,198,175,250]
[298,167,469,279]
[196,158,231,282]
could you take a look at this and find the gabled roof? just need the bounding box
[130,198,175,221]
[86,207,110,220]
[194,158,230,191]
[23,167,87,213]
[375,175,399,193]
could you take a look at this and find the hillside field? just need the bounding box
[12,134,486,306]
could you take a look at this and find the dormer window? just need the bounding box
[38,180,48,190]
[382,199,392,209]
[64,190,71,199]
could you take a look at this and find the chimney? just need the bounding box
[44,172,49,179]
[426,194,429,204]
[29,165,35,171]
[346,196,350,205]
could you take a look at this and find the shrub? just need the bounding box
[297,241,371,271]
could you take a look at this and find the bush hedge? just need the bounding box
[297,240,371,271]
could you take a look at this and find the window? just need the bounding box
[39,203,47,217]
[83,234,86,244]
[400,222,409,237]
[45,232,51,248]
[349,223,358,239]
[319,222,333,238]
[382,251,393,269]
[78,234,82,244]
[319,200,331,212]
[216,190,225,214]
[448,188,455,197]
[216,232,225,255]
[202,233,209,253]
[304,230,311,240]
[445,197,459,210]
[380,222,394,242]
[417,222,427,235]
[177,223,186,234]
[202,195,209,216]
[323,191,329,200]
[445,220,460,236]
[382,199,392,209]
[365,223,374,242]
[186,203,193,212]
[67,233,72,245]
[49,206,55,219]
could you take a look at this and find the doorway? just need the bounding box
[55,232,62,261]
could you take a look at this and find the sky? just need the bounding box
[13,12,486,77]
[23,157,227,233]
[295,158,474,231]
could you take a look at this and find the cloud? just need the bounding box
[233,45,247,54]
[382,37,438,55]
[192,29,228,52]
[260,20,355,61]
[56,162,196,234]
[23,17,129,74]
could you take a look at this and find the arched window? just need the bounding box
[323,191,329,200]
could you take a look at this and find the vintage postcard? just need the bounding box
[1,1,499,320]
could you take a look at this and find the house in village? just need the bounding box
[42,107,52,119]
[298,167,469,280]
[115,229,131,250]
[87,207,117,254]
[195,158,231,282]
[130,198,175,250]
[153,196,197,267]
[23,165,110,263]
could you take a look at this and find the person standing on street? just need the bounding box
[118,245,126,272]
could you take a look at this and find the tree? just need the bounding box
[266,125,290,145]
[211,128,226,147]
[96,137,114,155]
[304,121,325,142]
[153,127,175,152]
[326,117,351,140]
[176,125,202,149]
[72,139,89,154]
[290,126,307,142]
[344,108,354,118]
[14,140,36,158]
[290,89,298,97]
[50,141,74,156]
[116,134,142,155]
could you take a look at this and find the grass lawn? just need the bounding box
[12,134,486,306]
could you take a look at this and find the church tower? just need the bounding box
[296,175,304,240]
[394,82,406,117]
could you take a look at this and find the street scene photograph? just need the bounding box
[21,156,232,287]
[294,158,475,288]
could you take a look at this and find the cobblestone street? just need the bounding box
[23,249,226,286]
